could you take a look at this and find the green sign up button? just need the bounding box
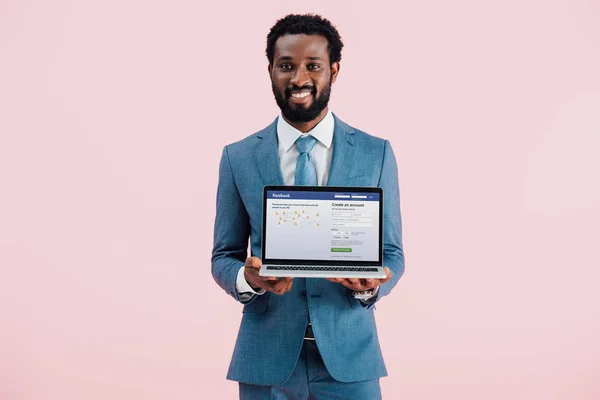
[331,247,352,252]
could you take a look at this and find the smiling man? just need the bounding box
[211,14,405,399]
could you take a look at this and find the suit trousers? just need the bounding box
[239,340,381,400]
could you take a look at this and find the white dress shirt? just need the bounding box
[235,110,378,301]
[276,109,334,187]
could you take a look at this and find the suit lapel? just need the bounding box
[254,118,285,186]
[326,114,356,187]
[253,114,357,187]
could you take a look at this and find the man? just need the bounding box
[212,14,405,399]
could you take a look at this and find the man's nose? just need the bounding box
[290,66,310,87]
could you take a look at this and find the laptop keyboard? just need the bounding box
[265,266,379,272]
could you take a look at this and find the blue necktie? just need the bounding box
[294,135,318,186]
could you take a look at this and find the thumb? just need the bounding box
[244,257,262,269]
[380,267,393,282]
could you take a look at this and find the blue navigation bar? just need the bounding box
[267,190,380,201]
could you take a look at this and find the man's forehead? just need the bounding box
[273,34,330,60]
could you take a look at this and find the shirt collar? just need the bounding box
[276,110,334,152]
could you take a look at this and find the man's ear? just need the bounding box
[330,62,340,84]
[268,64,272,76]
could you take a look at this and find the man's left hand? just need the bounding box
[326,267,393,291]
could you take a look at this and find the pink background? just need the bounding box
[1,0,599,399]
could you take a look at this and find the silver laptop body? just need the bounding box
[259,186,385,279]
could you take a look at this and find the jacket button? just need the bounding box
[300,290,307,299]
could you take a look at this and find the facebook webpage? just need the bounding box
[265,190,380,261]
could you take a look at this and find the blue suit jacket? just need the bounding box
[211,114,405,386]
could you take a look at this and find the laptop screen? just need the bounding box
[262,187,382,265]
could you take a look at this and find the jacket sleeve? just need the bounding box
[211,146,253,303]
[376,140,405,300]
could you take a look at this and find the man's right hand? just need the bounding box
[244,256,293,295]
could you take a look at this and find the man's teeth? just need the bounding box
[290,91,311,98]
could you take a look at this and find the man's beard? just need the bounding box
[271,77,332,124]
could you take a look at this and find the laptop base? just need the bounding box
[259,265,386,279]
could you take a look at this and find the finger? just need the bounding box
[272,277,292,285]
[354,280,368,291]
[244,257,262,269]
[278,277,292,286]
[276,280,292,295]
[284,279,294,292]
[339,280,358,291]
[349,278,366,290]
[272,279,290,294]
[365,278,374,289]
[263,281,282,294]
[266,286,283,295]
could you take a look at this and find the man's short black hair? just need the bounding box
[266,14,344,66]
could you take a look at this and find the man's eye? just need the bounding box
[280,64,292,70]
[308,64,320,70]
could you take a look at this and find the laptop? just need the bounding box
[259,186,385,278]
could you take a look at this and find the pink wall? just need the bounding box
[1,1,599,399]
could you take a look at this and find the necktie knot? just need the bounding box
[296,135,317,154]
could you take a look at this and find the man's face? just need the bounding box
[269,34,339,124]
